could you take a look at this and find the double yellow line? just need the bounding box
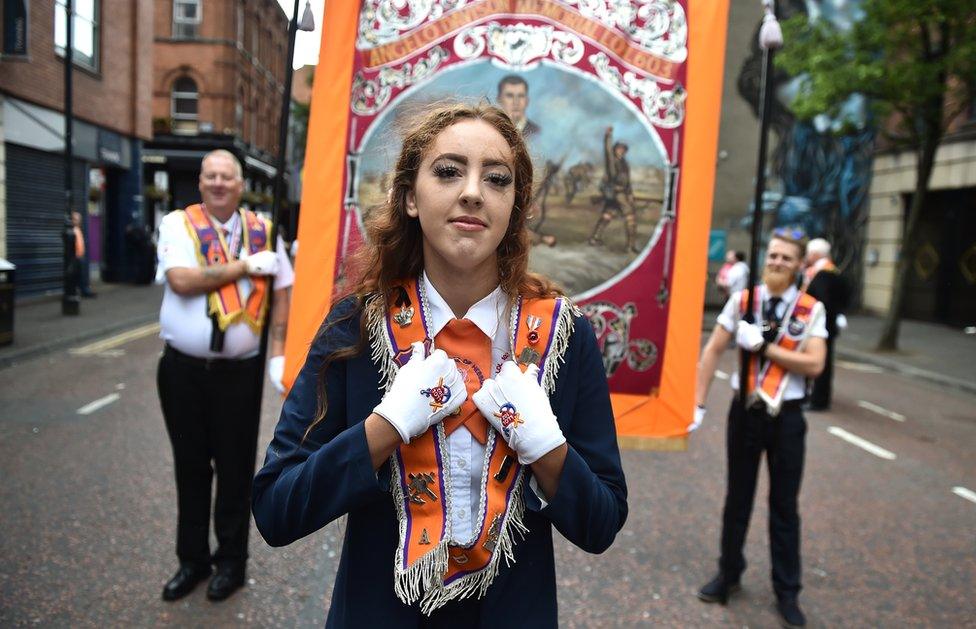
[69,322,161,356]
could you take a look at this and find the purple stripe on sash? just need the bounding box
[537,298,563,384]
[395,449,411,570]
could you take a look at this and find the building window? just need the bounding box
[3,0,30,56]
[173,0,201,39]
[54,0,99,71]
[171,76,199,135]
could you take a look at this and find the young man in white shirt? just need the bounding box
[693,230,827,628]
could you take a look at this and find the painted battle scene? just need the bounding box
[354,59,669,298]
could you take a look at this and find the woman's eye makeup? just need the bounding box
[486,172,513,186]
[433,163,461,178]
[431,161,512,187]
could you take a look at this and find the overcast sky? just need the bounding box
[276,0,326,68]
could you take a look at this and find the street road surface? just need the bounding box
[1,327,973,627]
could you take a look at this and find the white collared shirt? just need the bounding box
[421,272,512,543]
[717,284,827,401]
[156,209,294,359]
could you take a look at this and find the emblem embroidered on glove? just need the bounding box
[494,402,524,439]
[420,377,452,413]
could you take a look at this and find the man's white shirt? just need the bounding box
[717,284,827,401]
[156,210,294,359]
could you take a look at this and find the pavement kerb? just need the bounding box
[0,312,160,371]
[834,346,976,397]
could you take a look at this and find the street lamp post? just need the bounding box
[62,0,80,315]
[252,0,315,403]
[739,0,782,406]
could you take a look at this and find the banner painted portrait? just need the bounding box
[286,0,729,447]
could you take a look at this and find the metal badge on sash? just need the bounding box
[407,472,438,504]
[394,305,414,328]
[525,314,543,345]
[518,346,541,366]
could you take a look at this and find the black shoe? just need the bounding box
[696,573,741,604]
[206,565,246,601]
[162,563,212,601]
[81,291,97,298]
[776,597,806,628]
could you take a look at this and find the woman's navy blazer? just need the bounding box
[253,299,628,627]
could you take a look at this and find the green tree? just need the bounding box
[778,0,976,351]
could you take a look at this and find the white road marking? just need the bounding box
[69,323,160,356]
[857,400,906,422]
[836,360,884,373]
[951,486,976,505]
[827,426,896,460]
[715,370,729,380]
[76,393,121,416]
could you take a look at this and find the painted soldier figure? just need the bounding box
[589,126,639,253]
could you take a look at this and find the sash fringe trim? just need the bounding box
[417,470,528,615]
[365,295,399,394]
[390,452,452,605]
[540,299,580,395]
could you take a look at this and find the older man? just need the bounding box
[803,238,850,411]
[693,229,827,628]
[156,150,293,602]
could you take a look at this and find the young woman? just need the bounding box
[252,103,627,627]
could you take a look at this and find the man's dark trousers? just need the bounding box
[158,346,262,569]
[719,399,806,598]
[809,335,834,409]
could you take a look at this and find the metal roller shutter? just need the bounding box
[5,144,86,297]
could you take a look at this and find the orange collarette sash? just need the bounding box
[368,278,576,614]
[182,204,272,333]
[740,288,824,415]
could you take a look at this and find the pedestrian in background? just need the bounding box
[716,249,748,299]
[693,228,827,628]
[156,149,294,602]
[252,103,627,626]
[71,211,96,298]
[803,238,850,411]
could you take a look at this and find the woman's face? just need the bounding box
[406,119,516,279]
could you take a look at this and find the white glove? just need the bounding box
[244,250,279,276]
[473,362,566,465]
[373,342,466,444]
[268,355,285,394]
[689,405,706,432]
[836,314,848,331]
[736,320,765,352]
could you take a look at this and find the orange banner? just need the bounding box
[285,0,729,450]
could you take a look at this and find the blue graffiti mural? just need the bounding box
[738,0,875,277]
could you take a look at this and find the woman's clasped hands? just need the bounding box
[373,344,565,463]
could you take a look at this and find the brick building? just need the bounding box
[1,0,154,295]
[144,0,289,225]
